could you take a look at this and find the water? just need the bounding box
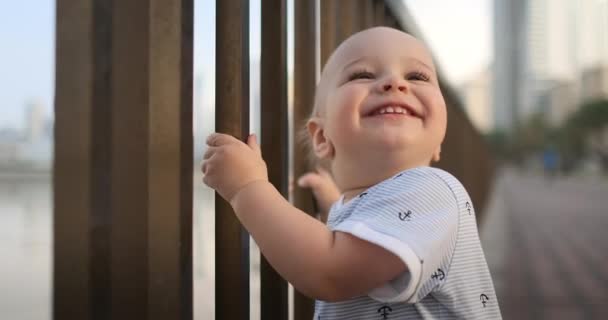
[0,173,261,320]
[0,175,52,320]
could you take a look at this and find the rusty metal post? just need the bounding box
[54,1,94,318]
[353,0,368,31]
[362,0,376,29]
[260,0,289,318]
[373,0,386,26]
[54,0,193,319]
[215,0,251,319]
[293,0,318,319]
[320,0,337,66]
[340,0,357,37]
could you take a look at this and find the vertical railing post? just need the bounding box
[373,0,386,26]
[293,0,318,319]
[260,0,289,319]
[215,0,251,319]
[351,0,366,32]
[339,0,357,39]
[54,1,94,318]
[54,0,193,319]
[320,0,337,66]
[363,0,376,28]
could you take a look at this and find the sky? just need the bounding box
[0,1,55,129]
[405,0,492,84]
[0,0,491,129]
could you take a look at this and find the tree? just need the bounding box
[559,99,608,172]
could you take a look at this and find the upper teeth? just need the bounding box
[377,106,412,115]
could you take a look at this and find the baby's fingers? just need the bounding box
[206,132,238,147]
[201,162,216,186]
[201,158,210,175]
[200,148,221,175]
[297,172,323,189]
[203,146,218,160]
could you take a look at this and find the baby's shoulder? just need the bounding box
[351,167,461,210]
[374,166,462,195]
[327,167,464,225]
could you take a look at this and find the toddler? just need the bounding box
[202,27,501,319]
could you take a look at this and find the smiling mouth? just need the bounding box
[366,104,422,119]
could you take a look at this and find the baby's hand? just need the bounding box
[297,167,341,221]
[202,133,268,203]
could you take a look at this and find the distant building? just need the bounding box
[0,128,22,164]
[0,102,53,170]
[493,0,527,132]
[0,127,23,141]
[461,68,493,133]
[581,64,608,102]
[535,80,578,127]
[576,0,608,70]
[493,0,608,131]
[25,100,46,143]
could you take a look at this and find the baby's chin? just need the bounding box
[346,147,428,172]
[335,137,435,180]
[373,152,427,169]
[361,135,420,153]
[331,148,433,193]
[333,155,425,192]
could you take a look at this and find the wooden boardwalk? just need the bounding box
[481,168,608,319]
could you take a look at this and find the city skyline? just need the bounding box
[493,0,608,132]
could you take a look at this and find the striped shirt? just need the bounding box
[314,166,502,319]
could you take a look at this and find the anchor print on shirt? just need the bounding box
[431,268,445,281]
[465,202,472,215]
[480,293,489,307]
[377,305,393,319]
[398,210,413,221]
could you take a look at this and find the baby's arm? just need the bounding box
[202,133,407,301]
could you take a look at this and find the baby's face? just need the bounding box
[314,27,447,175]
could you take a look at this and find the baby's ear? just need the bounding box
[431,145,441,163]
[307,118,334,160]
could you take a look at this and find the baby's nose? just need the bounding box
[383,83,406,92]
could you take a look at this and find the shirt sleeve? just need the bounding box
[332,169,459,304]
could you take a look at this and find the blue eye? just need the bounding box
[407,71,430,82]
[348,70,375,81]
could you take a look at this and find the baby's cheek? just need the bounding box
[424,94,447,120]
